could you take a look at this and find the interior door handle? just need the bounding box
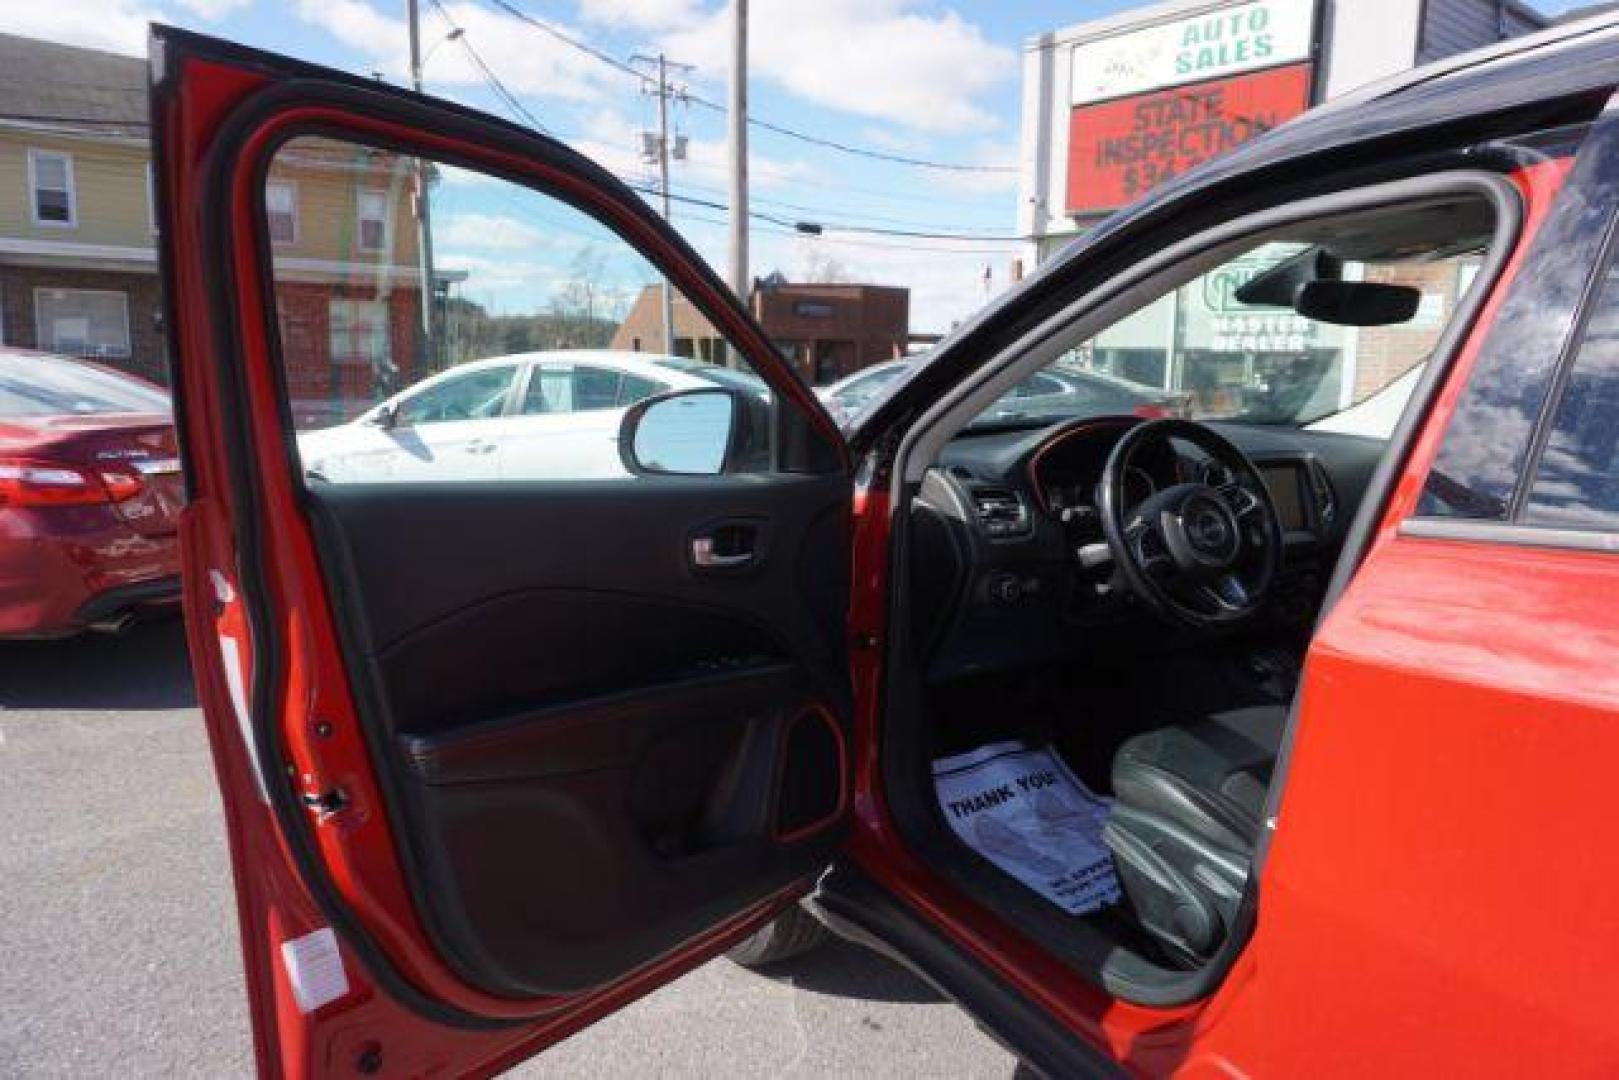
[691,535,754,568]
[686,524,754,573]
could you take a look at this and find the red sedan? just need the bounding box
[0,348,182,637]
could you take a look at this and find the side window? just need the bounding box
[1523,266,1619,529]
[618,373,665,406]
[28,149,75,227]
[573,366,622,411]
[521,366,576,414]
[264,135,787,482]
[395,366,515,426]
[1415,127,1615,522]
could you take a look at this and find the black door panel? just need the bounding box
[398,662,834,995]
[304,475,851,996]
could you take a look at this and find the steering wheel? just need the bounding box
[1097,419,1282,631]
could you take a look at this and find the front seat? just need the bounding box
[1103,706,1287,968]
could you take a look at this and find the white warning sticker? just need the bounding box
[280,927,350,1014]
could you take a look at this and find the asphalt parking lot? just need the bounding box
[0,621,1017,1078]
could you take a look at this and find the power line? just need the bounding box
[478,0,1016,174]
[411,29,1022,244]
[428,0,553,135]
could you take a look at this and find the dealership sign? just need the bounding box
[1070,0,1315,105]
[1065,0,1317,215]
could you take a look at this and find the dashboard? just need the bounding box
[910,416,1385,684]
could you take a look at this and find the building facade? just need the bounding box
[1013,0,1545,415]
[0,33,449,421]
[611,276,912,385]
[1018,0,1547,262]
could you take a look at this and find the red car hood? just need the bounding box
[1,411,184,536]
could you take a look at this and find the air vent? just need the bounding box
[969,484,1032,540]
[1308,459,1337,527]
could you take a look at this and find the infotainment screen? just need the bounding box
[1261,464,1307,531]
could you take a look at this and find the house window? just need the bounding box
[328,299,390,367]
[34,288,130,359]
[28,150,76,226]
[266,182,298,245]
[357,189,389,252]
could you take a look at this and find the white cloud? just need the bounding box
[663,0,1014,136]
[435,212,550,252]
[0,0,158,55]
[929,139,1021,196]
[175,0,250,18]
[294,0,621,105]
[437,251,566,297]
[576,0,699,31]
[567,108,814,194]
[437,164,504,189]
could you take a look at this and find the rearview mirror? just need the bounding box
[619,388,739,476]
[1292,279,1422,326]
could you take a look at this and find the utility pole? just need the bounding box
[632,53,693,356]
[406,0,439,371]
[727,0,749,354]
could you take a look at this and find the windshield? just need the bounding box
[968,230,1487,433]
[0,353,169,418]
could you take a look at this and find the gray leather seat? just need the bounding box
[1103,706,1286,967]
[1111,705,1286,852]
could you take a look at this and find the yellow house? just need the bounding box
[0,32,457,411]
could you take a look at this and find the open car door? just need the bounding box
[151,27,854,1077]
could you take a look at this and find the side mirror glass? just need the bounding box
[619,388,738,476]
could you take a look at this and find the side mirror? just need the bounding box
[618,388,739,476]
[1293,279,1421,326]
[368,402,399,429]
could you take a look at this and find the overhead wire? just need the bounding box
[478,0,1017,174]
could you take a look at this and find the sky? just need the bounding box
[0,0,1584,333]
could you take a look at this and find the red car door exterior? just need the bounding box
[153,28,853,1078]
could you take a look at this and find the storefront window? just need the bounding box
[991,239,1480,431]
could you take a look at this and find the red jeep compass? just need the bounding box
[154,14,1619,1077]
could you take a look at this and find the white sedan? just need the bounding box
[296,351,738,482]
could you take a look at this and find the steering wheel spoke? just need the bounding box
[1195,573,1251,613]
[1124,515,1174,578]
[1217,480,1264,520]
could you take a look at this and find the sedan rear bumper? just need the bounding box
[0,507,182,638]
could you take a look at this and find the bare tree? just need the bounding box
[799,250,854,284]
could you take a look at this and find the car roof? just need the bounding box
[403,350,711,394]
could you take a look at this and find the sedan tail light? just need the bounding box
[0,458,145,508]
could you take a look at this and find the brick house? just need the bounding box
[610,275,912,385]
[0,32,455,422]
